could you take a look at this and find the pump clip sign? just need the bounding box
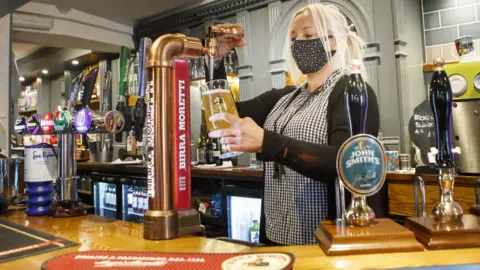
[336,134,386,196]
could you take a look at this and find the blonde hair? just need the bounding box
[284,4,368,85]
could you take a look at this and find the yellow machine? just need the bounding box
[443,60,480,174]
[444,61,480,100]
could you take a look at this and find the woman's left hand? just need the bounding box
[208,113,264,153]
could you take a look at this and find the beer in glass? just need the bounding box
[200,79,242,159]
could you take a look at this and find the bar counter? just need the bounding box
[77,161,263,180]
[3,210,480,270]
[77,162,480,217]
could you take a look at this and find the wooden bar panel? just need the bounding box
[388,182,476,216]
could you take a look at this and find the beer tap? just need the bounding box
[115,47,135,143]
[429,58,463,221]
[49,70,88,218]
[53,71,84,134]
[75,68,125,134]
[144,25,244,241]
[133,37,152,142]
[204,25,244,81]
[343,60,375,226]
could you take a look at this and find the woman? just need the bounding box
[207,3,380,245]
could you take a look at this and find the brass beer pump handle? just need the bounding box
[413,176,427,217]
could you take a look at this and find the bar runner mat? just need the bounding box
[42,251,295,269]
[0,218,77,263]
[387,265,480,270]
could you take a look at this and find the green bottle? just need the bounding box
[197,124,207,164]
[250,219,260,243]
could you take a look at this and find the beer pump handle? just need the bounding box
[118,47,132,98]
[134,102,145,141]
[101,71,111,111]
[123,55,137,133]
[345,60,368,136]
[429,58,455,168]
[115,47,131,141]
[82,68,99,108]
[67,71,84,111]
[134,37,151,142]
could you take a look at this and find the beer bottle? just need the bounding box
[205,136,214,165]
[250,219,260,243]
[212,138,223,166]
[197,124,207,165]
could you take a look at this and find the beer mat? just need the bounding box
[111,158,143,165]
[388,264,480,270]
[42,251,295,270]
[0,218,77,263]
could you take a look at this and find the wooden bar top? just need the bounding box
[77,161,263,180]
[2,211,480,269]
[386,172,480,186]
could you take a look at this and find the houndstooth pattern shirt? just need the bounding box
[263,69,344,245]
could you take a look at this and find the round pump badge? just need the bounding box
[53,111,73,132]
[104,111,125,133]
[41,112,55,134]
[75,108,91,134]
[336,134,387,196]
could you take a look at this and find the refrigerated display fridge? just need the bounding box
[222,180,263,244]
[93,175,120,220]
[92,173,148,223]
[120,177,148,224]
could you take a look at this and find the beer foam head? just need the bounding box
[201,89,231,95]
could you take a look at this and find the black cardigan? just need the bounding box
[208,60,384,222]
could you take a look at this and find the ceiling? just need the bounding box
[12,42,44,60]
[31,0,207,26]
[13,0,212,81]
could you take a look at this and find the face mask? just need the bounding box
[291,38,335,74]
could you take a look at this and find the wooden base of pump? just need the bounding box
[405,214,480,250]
[471,205,480,216]
[315,218,424,256]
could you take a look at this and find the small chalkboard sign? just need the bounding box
[408,100,436,166]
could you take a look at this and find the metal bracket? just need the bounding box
[413,175,427,217]
[475,179,480,205]
[335,177,345,226]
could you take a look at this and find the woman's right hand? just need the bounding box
[206,23,247,59]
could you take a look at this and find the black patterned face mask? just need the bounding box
[291,38,335,74]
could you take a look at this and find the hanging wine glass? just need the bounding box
[191,58,199,79]
[198,56,206,78]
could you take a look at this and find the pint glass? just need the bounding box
[200,79,242,159]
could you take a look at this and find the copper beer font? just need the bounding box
[205,24,244,57]
[145,33,212,240]
[144,25,244,240]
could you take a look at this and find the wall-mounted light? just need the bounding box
[72,60,79,65]
[42,69,48,74]
[19,77,25,82]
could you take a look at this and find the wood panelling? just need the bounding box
[388,179,476,217]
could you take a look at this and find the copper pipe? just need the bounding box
[144,34,202,240]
